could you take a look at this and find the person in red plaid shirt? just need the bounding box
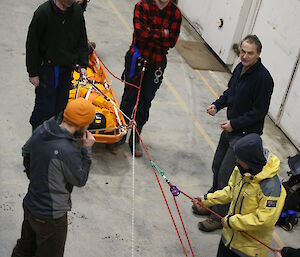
[120,0,182,157]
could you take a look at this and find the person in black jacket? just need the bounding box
[193,35,274,232]
[11,98,95,257]
[26,0,88,130]
[274,247,300,257]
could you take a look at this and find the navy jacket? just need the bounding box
[213,58,274,135]
[22,118,91,219]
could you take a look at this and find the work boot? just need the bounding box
[129,124,143,157]
[198,218,222,232]
[192,204,210,216]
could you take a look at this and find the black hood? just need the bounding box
[234,133,266,175]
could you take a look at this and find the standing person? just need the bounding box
[193,134,286,257]
[119,0,182,157]
[11,98,95,257]
[193,35,274,231]
[26,0,88,131]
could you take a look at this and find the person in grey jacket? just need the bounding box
[12,98,95,257]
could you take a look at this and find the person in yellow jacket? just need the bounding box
[193,133,286,257]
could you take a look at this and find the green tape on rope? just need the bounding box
[151,161,165,176]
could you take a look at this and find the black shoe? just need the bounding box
[129,140,143,157]
[119,134,127,145]
[128,124,143,157]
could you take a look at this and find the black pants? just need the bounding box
[210,131,242,221]
[30,64,72,130]
[12,207,67,257]
[217,239,240,257]
[120,50,167,127]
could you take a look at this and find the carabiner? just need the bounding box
[154,67,162,84]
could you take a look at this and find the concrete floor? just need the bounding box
[0,0,299,257]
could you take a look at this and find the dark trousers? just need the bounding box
[30,64,72,130]
[120,51,167,127]
[210,131,242,221]
[217,239,240,257]
[12,207,67,257]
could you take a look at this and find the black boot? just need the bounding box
[129,124,143,157]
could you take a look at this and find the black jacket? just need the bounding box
[26,0,88,77]
[22,118,91,219]
[213,59,274,135]
[282,247,300,257]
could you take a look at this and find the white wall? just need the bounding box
[280,58,300,150]
[178,0,253,65]
[178,0,300,150]
[251,0,300,121]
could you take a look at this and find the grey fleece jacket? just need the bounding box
[22,118,91,219]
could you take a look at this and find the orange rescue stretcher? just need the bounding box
[69,50,128,144]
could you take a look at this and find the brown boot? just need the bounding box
[192,204,210,216]
[198,218,222,232]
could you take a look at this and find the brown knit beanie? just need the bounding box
[64,98,95,127]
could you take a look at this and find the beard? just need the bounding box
[73,127,87,139]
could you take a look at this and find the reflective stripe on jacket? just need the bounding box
[201,155,286,257]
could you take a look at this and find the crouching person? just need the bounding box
[193,134,286,257]
[12,98,95,257]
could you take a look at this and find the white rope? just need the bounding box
[131,125,135,257]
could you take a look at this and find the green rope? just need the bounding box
[151,161,165,176]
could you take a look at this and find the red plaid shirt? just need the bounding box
[130,0,182,67]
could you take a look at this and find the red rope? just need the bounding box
[173,196,195,257]
[132,61,146,121]
[179,190,276,252]
[87,39,276,255]
[133,126,189,256]
[87,39,140,89]
[118,53,190,256]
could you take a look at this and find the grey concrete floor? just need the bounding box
[0,0,299,257]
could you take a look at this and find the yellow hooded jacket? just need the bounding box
[201,154,286,257]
